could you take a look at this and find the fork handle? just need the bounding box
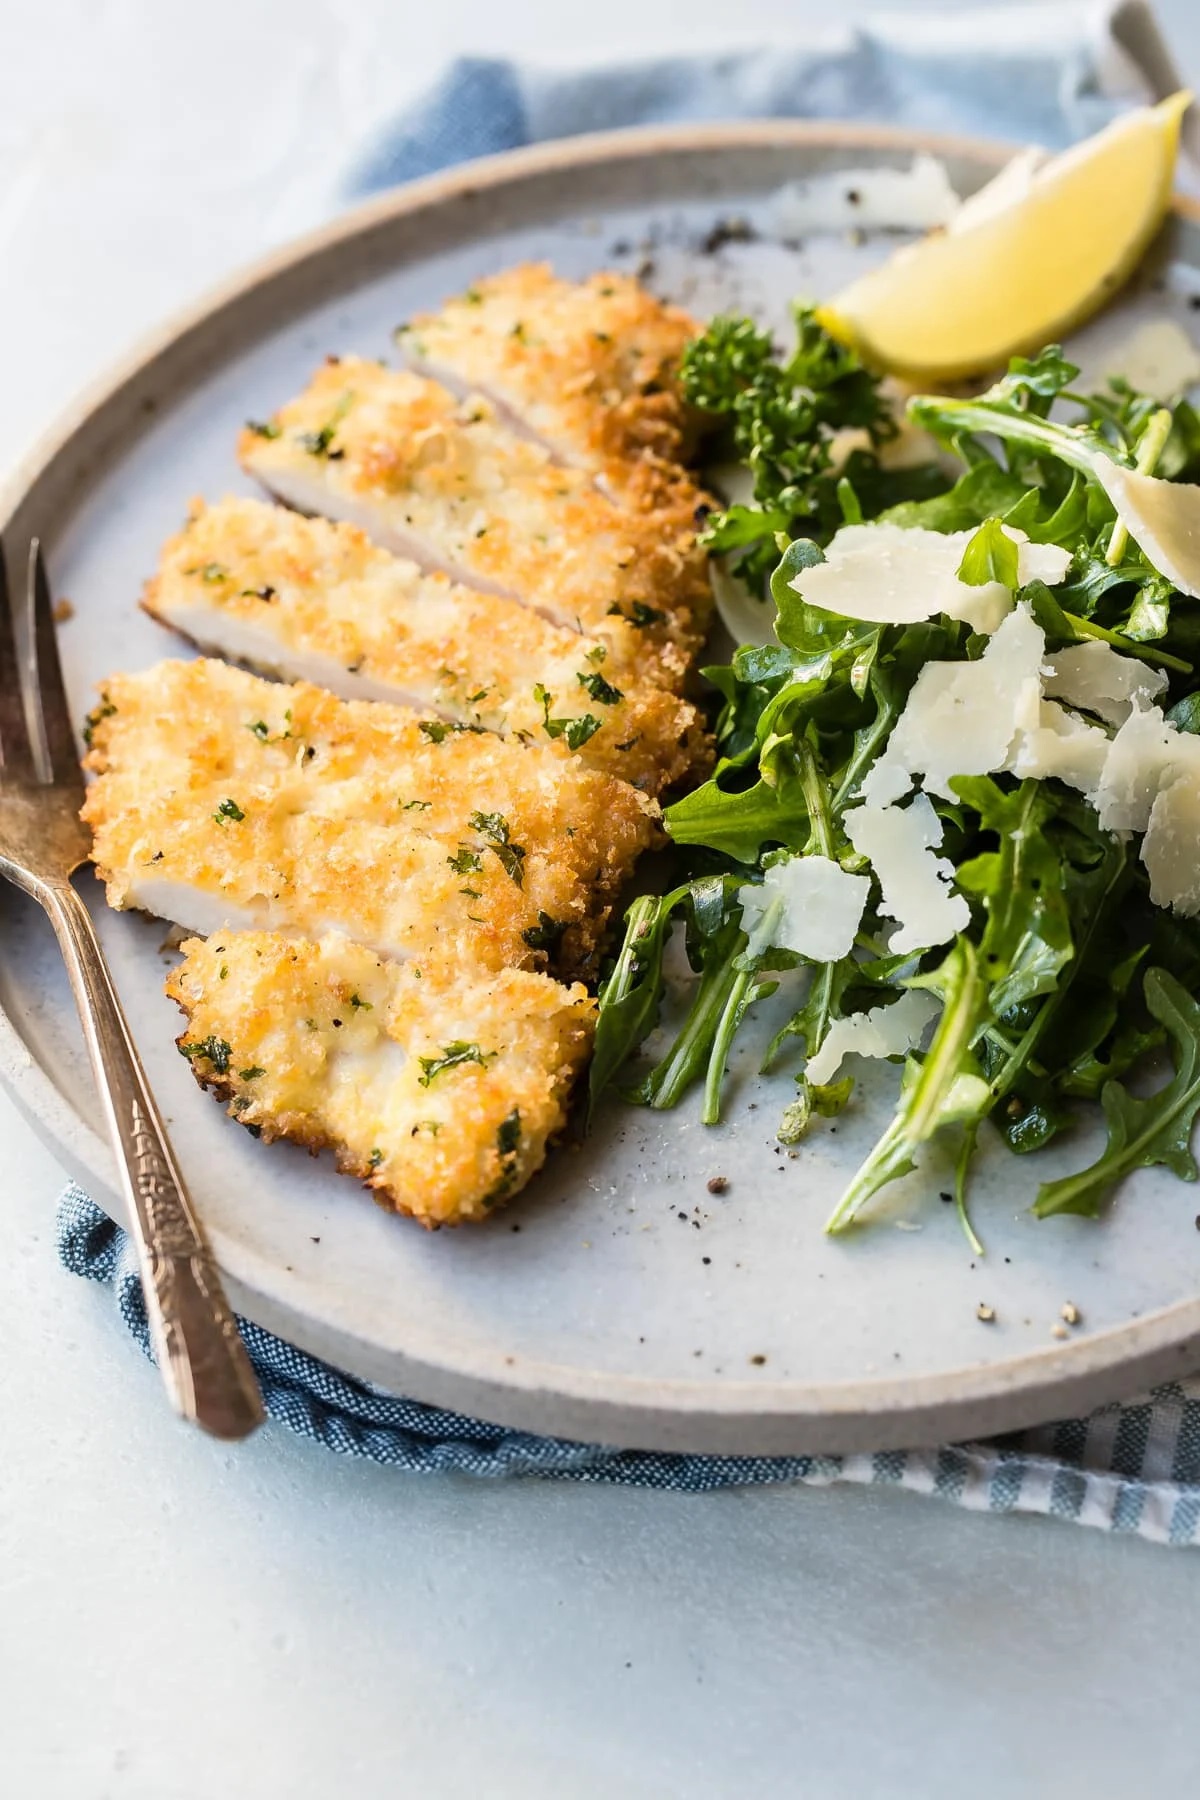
[41,880,265,1440]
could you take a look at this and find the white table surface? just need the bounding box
[5,3,1200,1794]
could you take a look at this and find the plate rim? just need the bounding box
[5,117,1200,1454]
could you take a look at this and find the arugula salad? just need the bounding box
[590,306,1200,1247]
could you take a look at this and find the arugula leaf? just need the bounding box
[588,886,693,1120]
[952,778,1073,1016]
[1035,969,1200,1218]
[956,518,1020,589]
[825,940,991,1233]
[880,461,1028,533]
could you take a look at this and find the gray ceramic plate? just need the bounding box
[5,122,1200,1454]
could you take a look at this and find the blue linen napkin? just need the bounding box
[57,0,1200,1543]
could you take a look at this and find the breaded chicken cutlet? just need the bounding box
[238,358,712,688]
[143,497,710,796]
[83,660,658,976]
[85,264,717,1226]
[169,931,595,1227]
[397,263,702,486]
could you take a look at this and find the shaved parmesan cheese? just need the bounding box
[947,147,1043,235]
[1004,698,1111,793]
[1092,461,1200,599]
[805,989,941,1087]
[862,603,1046,805]
[789,524,1070,637]
[1143,769,1200,911]
[737,854,869,963]
[1100,319,1200,402]
[845,793,970,954]
[1042,639,1168,725]
[773,155,960,234]
[828,389,949,476]
[710,558,777,649]
[1091,704,1187,831]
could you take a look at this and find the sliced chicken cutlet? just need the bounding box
[82,660,658,976]
[168,931,595,1226]
[238,358,712,688]
[143,497,710,796]
[397,263,702,489]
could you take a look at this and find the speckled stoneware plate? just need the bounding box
[6,123,1200,1454]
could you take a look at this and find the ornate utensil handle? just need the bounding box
[42,880,264,1439]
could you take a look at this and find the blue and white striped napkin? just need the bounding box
[58,1,1200,1543]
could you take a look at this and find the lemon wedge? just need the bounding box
[820,93,1191,381]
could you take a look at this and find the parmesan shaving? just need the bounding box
[1042,638,1168,725]
[845,793,970,954]
[947,147,1043,235]
[1092,461,1200,599]
[805,989,941,1087]
[1091,704,1186,832]
[789,523,1070,637]
[1004,697,1111,793]
[861,603,1047,805]
[1143,768,1200,912]
[772,155,960,234]
[737,854,869,963]
[1099,318,1200,403]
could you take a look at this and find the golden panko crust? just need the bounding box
[238,357,713,688]
[167,930,596,1226]
[400,261,704,482]
[143,496,711,796]
[82,660,659,977]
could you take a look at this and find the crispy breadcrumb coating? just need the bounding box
[168,930,595,1226]
[238,358,712,688]
[82,660,658,976]
[143,496,710,796]
[399,262,702,486]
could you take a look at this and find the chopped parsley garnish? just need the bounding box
[401,798,432,810]
[469,811,526,886]
[534,683,603,751]
[296,390,354,459]
[484,1107,524,1204]
[448,846,482,875]
[368,1148,383,1168]
[496,1108,522,1158]
[578,669,624,705]
[179,1036,232,1074]
[608,600,665,628]
[348,993,372,1011]
[522,912,567,952]
[239,1066,266,1081]
[417,1041,497,1086]
[213,798,245,823]
[247,720,271,740]
[246,419,281,439]
[419,719,452,744]
[82,698,116,747]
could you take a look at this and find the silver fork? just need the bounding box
[0,539,264,1439]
